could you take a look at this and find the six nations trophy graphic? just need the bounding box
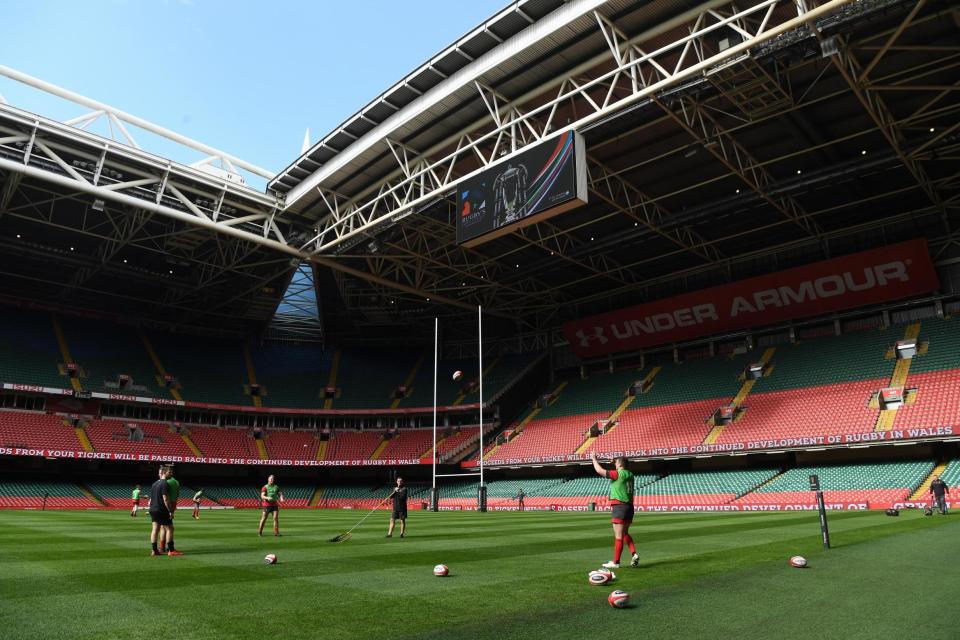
[493,163,529,228]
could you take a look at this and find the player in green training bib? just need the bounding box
[131,484,141,518]
[590,451,639,569]
[258,475,284,537]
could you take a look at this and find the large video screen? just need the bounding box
[456,131,587,247]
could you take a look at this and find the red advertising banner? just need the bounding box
[563,239,940,358]
[464,424,956,467]
[0,447,425,467]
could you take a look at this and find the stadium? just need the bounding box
[1,0,959,637]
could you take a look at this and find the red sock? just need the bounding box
[624,534,636,554]
[614,538,623,563]
[274,526,278,534]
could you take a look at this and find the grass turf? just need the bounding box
[0,508,957,639]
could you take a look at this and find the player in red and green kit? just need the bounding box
[258,475,284,537]
[131,484,142,517]
[590,451,639,569]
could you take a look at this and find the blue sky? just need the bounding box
[0,0,508,186]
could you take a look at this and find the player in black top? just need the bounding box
[148,466,174,557]
[385,477,408,538]
[930,475,949,515]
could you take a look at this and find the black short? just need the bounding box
[611,503,634,524]
[150,510,172,526]
[392,507,408,520]
[263,504,279,514]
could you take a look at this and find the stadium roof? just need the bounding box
[273,0,960,343]
[269,0,567,200]
[1,0,958,346]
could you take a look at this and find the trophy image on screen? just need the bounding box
[493,163,528,227]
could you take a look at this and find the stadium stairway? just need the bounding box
[316,439,328,461]
[180,432,203,457]
[51,314,83,392]
[309,486,324,507]
[485,381,568,461]
[139,329,183,401]
[421,433,447,461]
[369,437,391,460]
[909,461,949,500]
[731,461,932,507]
[704,348,775,445]
[73,419,95,453]
[255,438,268,460]
[736,468,786,498]
[391,352,426,409]
[242,343,262,408]
[876,323,921,432]
[324,350,342,409]
[578,365,664,455]
[76,483,105,507]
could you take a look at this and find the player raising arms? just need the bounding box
[590,451,639,569]
[258,475,284,537]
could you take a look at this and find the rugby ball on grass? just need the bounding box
[608,590,630,608]
[433,564,449,577]
[452,370,463,381]
[788,555,807,568]
[588,570,611,585]
[597,568,615,581]
[264,553,277,565]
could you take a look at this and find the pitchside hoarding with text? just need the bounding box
[0,447,424,467]
[467,425,956,467]
[562,239,940,358]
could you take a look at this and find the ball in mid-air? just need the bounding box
[608,590,630,608]
[452,370,463,381]
[788,555,807,568]
[433,564,449,576]
[264,553,277,565]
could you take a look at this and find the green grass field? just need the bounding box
[1,508,957,639]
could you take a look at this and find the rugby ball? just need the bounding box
[588,570,611,585]
[608,590,630,608]
[263,553,277,565]
[433,564,449,577]
[597,568,616,581]
[452,370,463,381]
[788,555,807,568]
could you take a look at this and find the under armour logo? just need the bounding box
[576,326,608,347]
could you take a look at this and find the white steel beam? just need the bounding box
[0,65,274,180]
[0,156,301,257]
[282,0,612,208]
[301,0,855,254]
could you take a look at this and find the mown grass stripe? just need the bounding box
[0,510,956,640]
